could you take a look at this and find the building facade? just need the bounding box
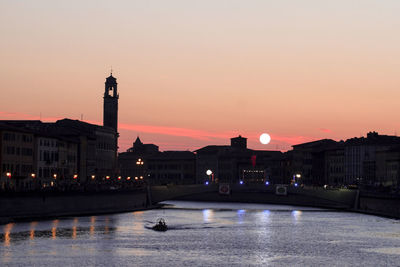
[195,136,283,185]
[0,124,35,190]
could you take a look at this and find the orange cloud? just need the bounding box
[319,128,332,133]
[119,122,236,141]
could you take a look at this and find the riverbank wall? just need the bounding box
[0,189,149,225]
[2,186,399,225]
[356,192,400,219]
[169,185,400,219]
[175,187,355,210]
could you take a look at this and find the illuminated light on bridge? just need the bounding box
[91,175,95,180]
[31,173,36,178]
[239,180,244,185]
[294,183,298,187]
[265,181,270,186]
[205,181,209,185]
[118,176,121,180]
[127,177,131,180]
[73,174,78,179]
[106,176,110,180]
[6,172,11,178]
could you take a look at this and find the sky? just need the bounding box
[1,0,400,152]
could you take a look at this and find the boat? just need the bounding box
[152,218,168,232]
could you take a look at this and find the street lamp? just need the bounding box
[206,169,213,183]
[293,173,301,187]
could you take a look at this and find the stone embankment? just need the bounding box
[356,192,400,219]
[0,189,150,225]
[166,184,400,219]
[2,185,399,225]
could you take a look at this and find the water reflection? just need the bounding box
[261,210,271,221]
[90,216,96,237]
[2,202,400,266]
[72,218,78,239]
[132,211,145,233]
[105,217,110,234]
[292,210,302,223]
[52,220,59,240]
[0,223,115,246]
[202,209,214,223]
[30,221,37,241]
[3,223,14,247]
[237,209,246,224]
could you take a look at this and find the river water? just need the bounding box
[1,201,400,266]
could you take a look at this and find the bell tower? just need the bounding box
[103,72,119,132]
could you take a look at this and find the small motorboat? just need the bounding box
[152,218,168,232]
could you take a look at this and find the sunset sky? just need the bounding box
[1,1,400,152]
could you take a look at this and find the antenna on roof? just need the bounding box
[110,66,113,76]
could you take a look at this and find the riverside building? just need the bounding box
[0,74,119,191]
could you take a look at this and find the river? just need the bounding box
[1,201,400,266]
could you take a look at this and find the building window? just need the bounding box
[6,146,15,155]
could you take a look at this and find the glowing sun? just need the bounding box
[259,133,271,145]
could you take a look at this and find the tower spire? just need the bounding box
[103,73,119,133]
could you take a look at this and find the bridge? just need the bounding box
[1,185,397,225]
[149,184,359,210]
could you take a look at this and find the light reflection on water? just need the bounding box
[51,219,58,240]
[3,223,13,247]
[202,209,214,223]
[291,210,302,224]
[1,201,400,266]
